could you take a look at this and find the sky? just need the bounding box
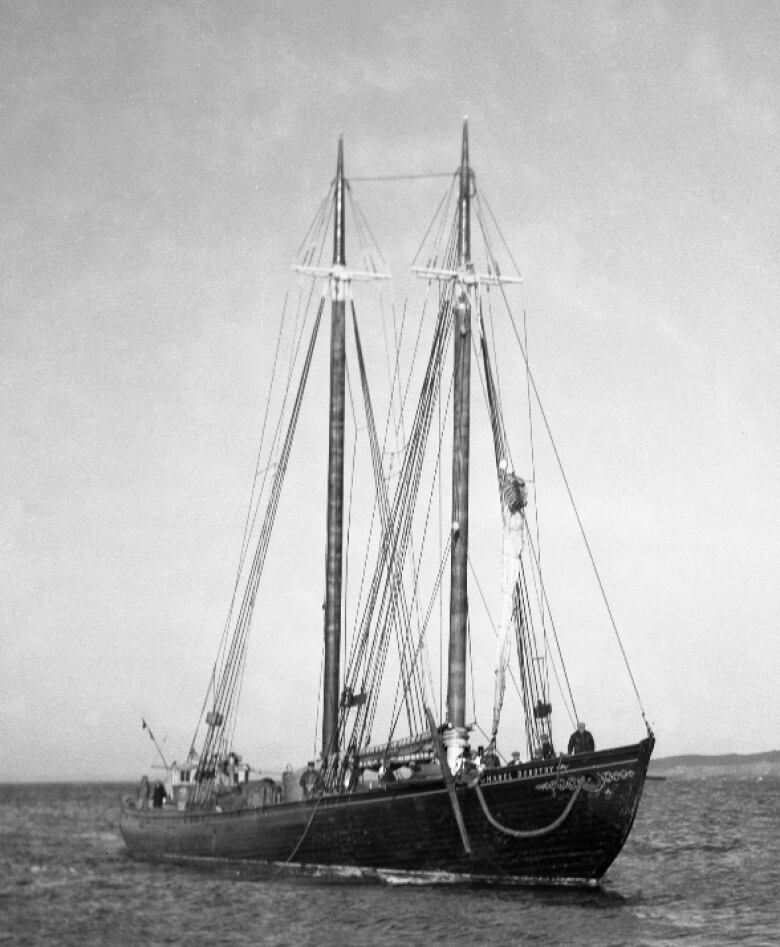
[2,0,779,781]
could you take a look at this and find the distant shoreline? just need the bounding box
[649,749,780,780]
[652,749,780,768]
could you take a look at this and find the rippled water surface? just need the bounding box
[1,779,778,945]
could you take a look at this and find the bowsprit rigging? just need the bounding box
[121,121,654,886]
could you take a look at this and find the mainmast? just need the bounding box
[445,120,472,767]
[322,137,346,762]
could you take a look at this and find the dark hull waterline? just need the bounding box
[120,738,653,886]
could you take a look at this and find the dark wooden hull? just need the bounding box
[120,737,653,885]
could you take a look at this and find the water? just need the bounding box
[1,779,777,945]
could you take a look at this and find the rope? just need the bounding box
[283,715,343,863]
[194,298,325,802]
[348,172,456,182]
[474,777,584,839]
[338,276,457,770]
[473,179,649,731]
[283,794,324,866]
[500,291,650,727]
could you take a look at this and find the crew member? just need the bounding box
[151,781,168,808]
[540,732,555,759]
[299,760,319,798]
[567,722,595,754]
[136,775,150,810]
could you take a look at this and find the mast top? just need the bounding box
[334,136,346,266]
[458,120,470,267]
[294,134,389,284]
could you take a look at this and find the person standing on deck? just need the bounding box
[299,761,319,798]
[568,722,595,754]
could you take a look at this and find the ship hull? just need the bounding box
[120,738,652,885]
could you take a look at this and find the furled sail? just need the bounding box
[490,463,527,744]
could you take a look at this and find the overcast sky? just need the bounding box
[2,1,779,780]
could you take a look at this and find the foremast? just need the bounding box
[412,121,521,769]
[445,121,473,769]
[323,138,347,765]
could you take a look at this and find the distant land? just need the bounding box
[649,749,780,780]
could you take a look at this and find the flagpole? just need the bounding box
[142,718,169,769]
